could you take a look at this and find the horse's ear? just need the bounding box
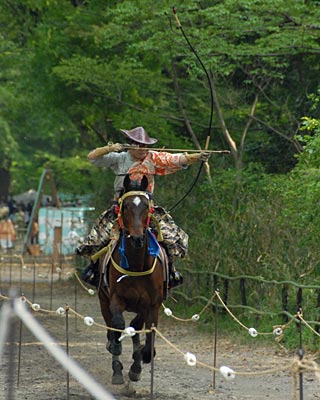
[123,174,131,192]
[141,175,148,191]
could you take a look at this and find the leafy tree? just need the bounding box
[1,0,320,197]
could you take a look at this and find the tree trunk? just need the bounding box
[0,168,10,201]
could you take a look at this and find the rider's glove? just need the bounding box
[106,142,123,153]
[88,142,123,160]
[199,151,211,162]
[184,151,211,165]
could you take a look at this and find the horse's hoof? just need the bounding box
[112,374,124,385]
[112,360,124,385]
[128,369,141,382]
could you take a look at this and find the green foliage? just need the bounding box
[10,152,107,197]
[1,0,320,186]
[0,116,18,169]
[295,118,320,168]
[174,164,320,290]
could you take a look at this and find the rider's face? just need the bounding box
[128,141,148,160]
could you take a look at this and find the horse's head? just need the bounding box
[117,175,153,248]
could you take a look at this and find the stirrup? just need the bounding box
[80,264,94,282]
[80,262,99,287]
[169,270,183,289]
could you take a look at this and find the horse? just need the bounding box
[97,175,165,385]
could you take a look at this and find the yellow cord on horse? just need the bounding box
[110,254,158,277]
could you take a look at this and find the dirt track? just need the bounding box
[0,278,319,400]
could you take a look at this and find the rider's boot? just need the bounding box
[168,261,183,288]
[80,260,100,288]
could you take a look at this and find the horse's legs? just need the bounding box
[97,286,114,351]
[140,306,159,364]
[128,314,144,382]
[110,312,125,355]
[98,286,125,385]
[108,299,127,385]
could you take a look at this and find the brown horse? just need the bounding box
[97,175,165,384]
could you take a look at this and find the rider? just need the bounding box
[76,126,210,288]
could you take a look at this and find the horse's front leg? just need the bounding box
[106,295,126,385]
[128,314,144,382]
[108,295,126,356]
[97,285,114,352]
[98,287,125,384]
[110,311,125,385]
[141,306,159,364]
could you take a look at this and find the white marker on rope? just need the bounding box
[184,352,197,366]
[248,327,258,337]
[273,327,283,336]
[219,366,235,380]
[84,316,94,326]
[164,307,173,316]
[192,314,200,322]
[119,327,136,341]
[56,307,65,316]
[31,303,41,311]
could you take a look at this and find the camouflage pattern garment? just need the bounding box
[76,205,188,260]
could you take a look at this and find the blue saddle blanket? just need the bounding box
[118,229,161,270]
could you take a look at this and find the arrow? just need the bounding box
[123,146,230,154]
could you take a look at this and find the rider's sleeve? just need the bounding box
[89,152,123,169]
[151,152,187,175]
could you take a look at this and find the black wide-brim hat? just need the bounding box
[120,126,158,145]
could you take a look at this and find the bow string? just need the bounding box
[169,7,215,212]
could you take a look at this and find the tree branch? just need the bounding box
[239,94,259,166]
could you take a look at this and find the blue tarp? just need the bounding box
[38,206,94,255]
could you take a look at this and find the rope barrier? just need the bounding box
[1,288,319,384]
[172,290,320,326]
[152,326,319,378]
[0,292,152,335]
[298,311,320,337]
[161,290,301,339]
[1,284,319,340]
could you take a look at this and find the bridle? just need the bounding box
[112,190,158,277]
[115,190,154,232]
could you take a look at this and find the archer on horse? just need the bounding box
[76,126,210,288]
